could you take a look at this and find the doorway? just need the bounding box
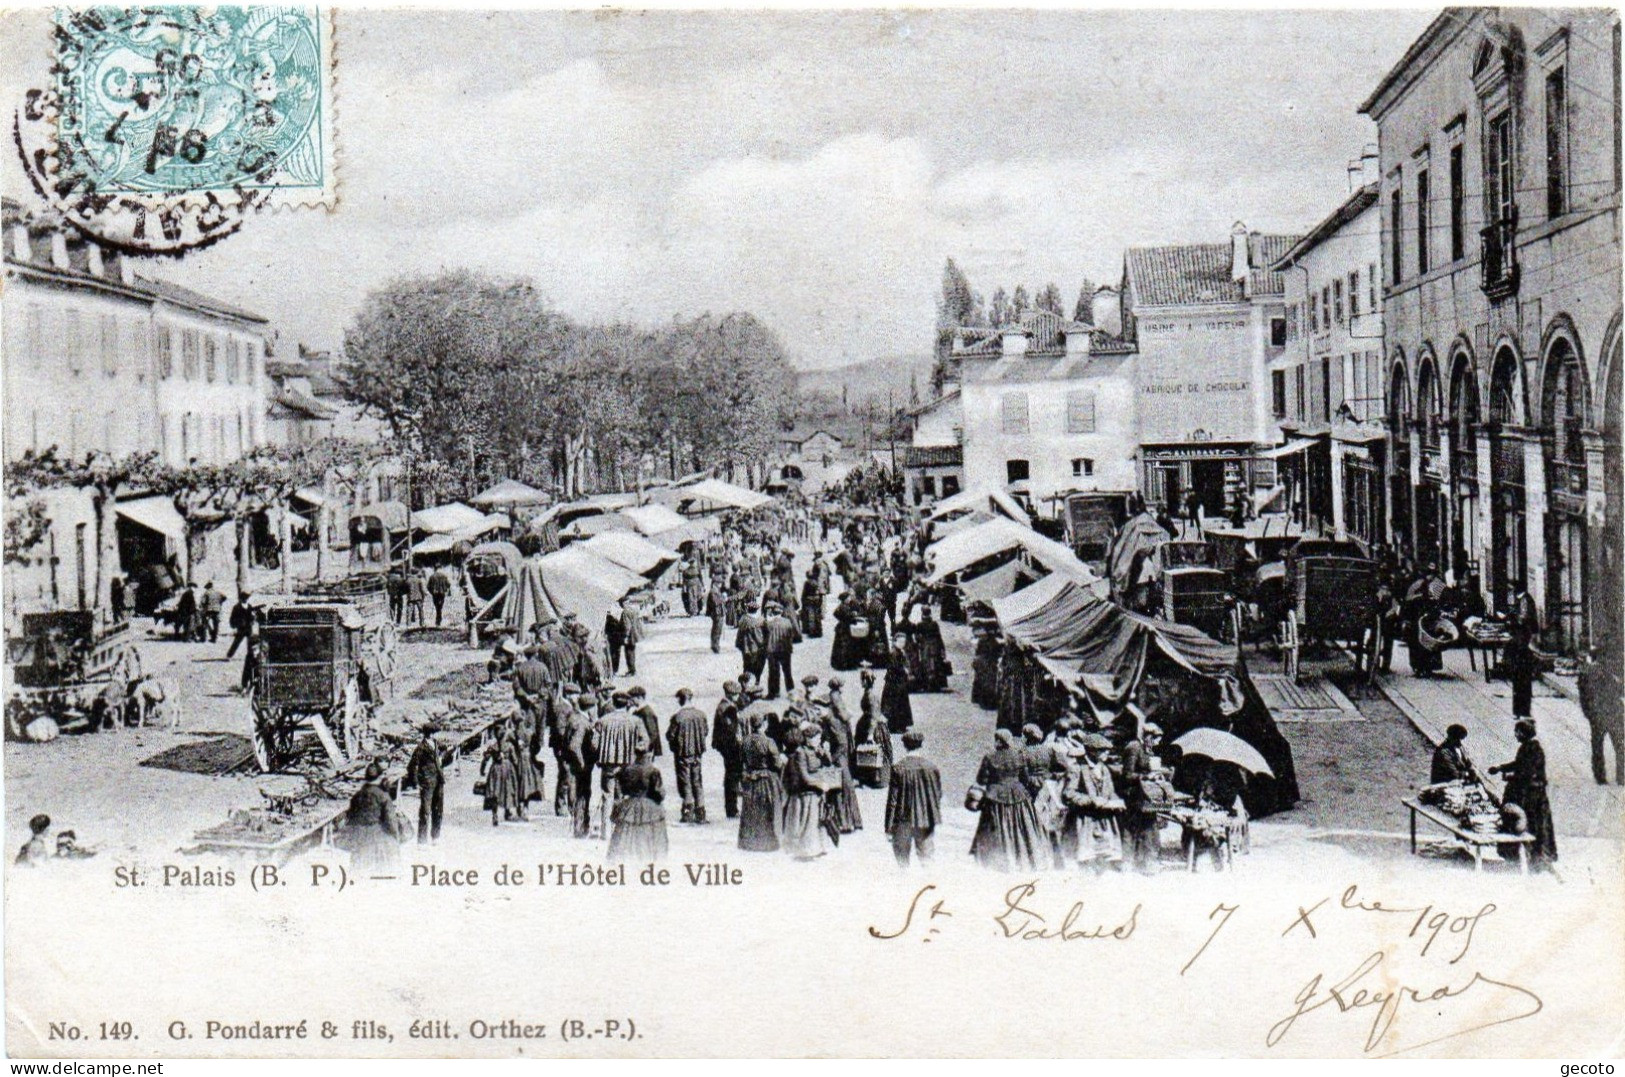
[1190,460,1226,517]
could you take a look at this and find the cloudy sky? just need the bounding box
[3,8,1437,368]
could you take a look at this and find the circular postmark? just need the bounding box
[14,6,329,256]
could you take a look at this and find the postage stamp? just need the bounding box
[13,5,334,254]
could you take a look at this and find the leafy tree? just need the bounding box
[1073,277,1099,323]
[1010,284,1031,318]
[988,286,1009,327]
[1036,282,1064,315]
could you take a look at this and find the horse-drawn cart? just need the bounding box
[252,602,391,772]
[5,611,139,738]
[1276,541,1381,683]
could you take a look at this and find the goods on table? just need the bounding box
[191,804,341,849]
[1417,779,1501,834]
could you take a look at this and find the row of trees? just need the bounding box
[933,258,1101,392]
[341,270,796,498]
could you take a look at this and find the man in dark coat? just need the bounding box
[1430,723,1478,785]
[427,566,453,626]
[681,557,705,617]
[712,681,746,818]
[561,693,597,838]
[1489,719,1557,868]
[1118,722,1162,874]
[885,730,942,867]
[706,580,728,654]
[604,603,629,676]
[629,685,662,758]
[620,601,645,676]
[406,726,444,843]
[225,591,257,657]
[174,584,198,641]
[1503,588,1542,719]
[761,602,800,699]
[1579,642,1624,785]
[735,602,767,683]
[666,687,710,823]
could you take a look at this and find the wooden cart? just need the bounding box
[5,611,139,736]
[252,603,373,772]
[1278,546,1381,683]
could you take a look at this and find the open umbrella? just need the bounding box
[1171,728,1274,778]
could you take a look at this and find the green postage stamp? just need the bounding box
[19,5,334,251]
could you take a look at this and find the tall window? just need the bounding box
[1321,286,1331,329]
[1005,459,1030,483]
[1449,143,1466,260]
[1065,390,1096,434]
[1000,392,1029,435]
[26,305,43,368]
[227,339,240,384]
[182,330,199,379]
[1272,369,1287,417]
[1487,112,1514,225]
[1309,293,1319,333]
[204,336,217,382]
[100,314,117,376]
[1416,167,1430,274]
[65,310,83,374]
[1368,263,1378,310]
[1333,279,1344,324]
[157,326,174,378]
[1349,270,1361,317]
[1390,184,1404,284]
[1546,67,1568,218]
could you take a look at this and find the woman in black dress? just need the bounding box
[969,729,1045,871]
[880,643,915,734]
[1489,719,1557,868]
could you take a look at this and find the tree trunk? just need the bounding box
[279,501,292,594]
[235,515,251,594]
[315,473,330,581]
[93,487,115,625]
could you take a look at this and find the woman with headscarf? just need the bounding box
[821,685,863,832]
[779,724,830,861]
[607,747,669,863]
[344,761,402,871]
[481,723,520,826]
[971,630,1002,710]
[881,642,915,734]
[1489,719,1557,868]
[968,729,1045,871]
[1062,733,1124,873]
[737,712,785,852]
[907,606,950,692]
[830,594,864,672]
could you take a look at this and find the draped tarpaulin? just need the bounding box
[579,531,679,580]
[927,518,1105,593]
[1105,511,1172,601]
[502,549,646,639]
[998,579,1299,816]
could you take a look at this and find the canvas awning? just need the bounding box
[116,496,186,541]
[676,478,773,512]
[927,486,1030,525]
[579,531,679,580]
[927,518,1104,592]
[470,478,549,508]
[990,571,1074,628]
[1257,437,1319,459]
[351,500,409,533]
[411,502,487,534]
[1105,511,1173,598]
[956,560,1036,605]
[619,504,688,535]
[504,548,646,637]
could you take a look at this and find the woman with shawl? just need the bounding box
[968,729,1045,871]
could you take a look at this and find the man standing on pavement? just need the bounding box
[620,600,644,676]
[225,591,257,657]
[735,600,767,684]
[562,693,597,838]
[629,685,662,758]
[681,556,705,617]
[666,688,710,823]
[762,601,800,699]
[1579,641,1624,785]
[604,602,629,676]
[1119,720,1162,874]
[405,570,427,626]
[407,725,444,844]
[427,565,453,627]
[199,581,224,642]
[713,681,745,818]
[885,730,942,867]
[706,578,728,655]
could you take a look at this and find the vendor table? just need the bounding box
[1402,797,1533,873]
[1461,622,1510,682]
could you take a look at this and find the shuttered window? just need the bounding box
[1001,392,1030,435]
[1066,390,1097,433]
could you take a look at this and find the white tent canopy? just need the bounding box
[579,531,679,579]
[620,504,688,535]
[116,496,186,541]
[926,518,1105,594]
[675,478,773,513]
[990,571,1075,628]
[470,478,549,508]
[410,502,487,534]
[928,486,1030,525]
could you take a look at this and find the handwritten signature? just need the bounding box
[1266,949,1543,1055]
[867,881,1138,943]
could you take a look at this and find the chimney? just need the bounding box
[1347,158,1363,192]
[1231,221,1250,282]
[8,223,29,262]
[999,327,1029,359]
[87,242,104,277]
[50,231,68,270]
[1091,287,1122,337]
[1360,143,1379,185]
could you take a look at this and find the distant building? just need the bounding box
[1272,180,1386,543]
[901,388,963,504]
[954,309,1139,512]
[1361,7,1622,656]
[1121,224,1299,521]
[1091,285,1123,337]
[778,427,845,465]
[265,351,338,448]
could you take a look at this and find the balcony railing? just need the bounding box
[1480,207,1519,301]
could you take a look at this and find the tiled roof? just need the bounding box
[1272,184,1381,270]
[962,353,1130,385]
[271,387,337,421]
[135,274,268,324]
[902,445,962,468]
[1126,234,1299,307]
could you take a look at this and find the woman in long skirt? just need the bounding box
[779,726,828,860]
[851,670,893,789]
[969,729,1045,871]
[607,751,669,862]
[738,715,785,852]
[821,697,863,833]
[971,631,1001,710]
[880,644,915,734]
[481,730,519,826]
[830,594,863,672]
[1062,736,1124,872]
[512,710,539,805]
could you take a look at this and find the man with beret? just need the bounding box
[666,687,710,823]
[885,730,942,867]
[735,601,768,685]
[762,601,801,700]
[629,685,662,758]
[406,725,445,844]
[588,690,651,838]
[713,681,746,818]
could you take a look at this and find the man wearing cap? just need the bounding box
[629,686,662,758]
[735,601,768,684]
[406,725,445,844]
[762,601,800,699]
[706,577,728,654]
[587,691,651,838]
[344,761,401,871]
[561,693,598,837]
[713,681,746,818]
[885,731,942,867]
[1119,721,1162,874]
[512,647,552,725]
[667,688,710,823]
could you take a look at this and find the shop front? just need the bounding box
[1141,444,1265,523]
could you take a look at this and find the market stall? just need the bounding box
[578,530,679,582]
[926,517,1106,595]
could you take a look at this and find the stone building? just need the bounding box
[1360,6,1622,654]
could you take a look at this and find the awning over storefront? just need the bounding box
[1257,437,1319,459]
[116,496,186,541]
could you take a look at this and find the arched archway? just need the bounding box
[1541,327,1590,652]
[1598,322,1623,668]
[1448,347,1481,582]
[1388,354,1412,553]
[1414,354,1446,570]
[1487,345,1528,609]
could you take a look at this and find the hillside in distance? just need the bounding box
[795,353,937,406]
